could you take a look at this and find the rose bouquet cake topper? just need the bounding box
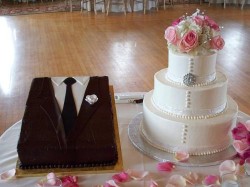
[164,9,225,55]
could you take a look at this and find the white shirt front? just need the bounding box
[51,77,90,114]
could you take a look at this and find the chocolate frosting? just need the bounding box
[17,76,118,169]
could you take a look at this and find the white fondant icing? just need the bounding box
[166,50,217,85]
[141,91,238,155]
[153,70,228,117]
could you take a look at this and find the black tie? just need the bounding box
[62,77,77,135]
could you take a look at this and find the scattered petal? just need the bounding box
[67,176,77,183]
[165,184,176,187]
[240,148,250,160]
[167,175,187,187]
[0,169,16,181]
[174,151,189,162]
[219,160,236,176]
[36,182,43,187]
[112,172,129,183]
[61,176,79,187]
[46,172,56,185]
[232,122,249,140]
[221,173,238,183]
[235,163,245,176]
[232,140,249,154]
[126,169,149,180]
[245,120,250,132]
[104,180,120,187]
[202,175,219,185]
[157,162,175,172]
[184,172,199,185]
[149,179,158,187]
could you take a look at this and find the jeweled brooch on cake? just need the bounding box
[183,73,196,86]
[85,94,98,105]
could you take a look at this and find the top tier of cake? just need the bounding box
[166,50,217,86]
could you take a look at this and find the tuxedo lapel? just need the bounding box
[67,77,100,141]
[39,78,67,149]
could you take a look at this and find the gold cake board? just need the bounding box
[15,86,123,177]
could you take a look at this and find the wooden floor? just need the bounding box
[0,3,250,135]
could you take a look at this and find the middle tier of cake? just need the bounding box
[153,69,228,119]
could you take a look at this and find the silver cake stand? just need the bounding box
[128,112,237,167]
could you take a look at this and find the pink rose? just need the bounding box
[164,26,178,45]
[204,16,220,31]
[178,30,198,52]
[210,35,225,50]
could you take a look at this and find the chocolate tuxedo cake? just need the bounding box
[17,76,118,169]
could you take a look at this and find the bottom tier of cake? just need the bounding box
[141,91,238,156]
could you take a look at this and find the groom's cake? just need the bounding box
[141,10,238,155]
[17,76,118,169]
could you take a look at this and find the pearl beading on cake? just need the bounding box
[185,91,191,108]
[151,96,227,120]
[189,58,194,73]
[183,58,197,86]
[140,124,230,156]
[181,124,188,144]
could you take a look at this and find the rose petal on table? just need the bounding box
[61,176,79,187]
[232,122,249,140]
[219,160,236,176]
[157,161,175,172]
[149,179,158,187]
[245,120,250,131]
[126,169,149,180]
[104,180,120,187]
[0,169,16,181]
[61,175,78,183]
[165,184,176,187]
[174,151,189,162]
[235,163,245,175]
[36,182,43,187]
[112,171,129,183]
[207,185,220,187]
[232,140,249,154]
[46,172,57,184]
[202,175,219,185]
[222,173,238,181]
[62,181,79,187]
[184,172,199,185]
[167,175,187,187]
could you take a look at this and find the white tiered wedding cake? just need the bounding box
[141,10,238,156]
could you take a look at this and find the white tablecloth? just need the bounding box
[1,102,250,186]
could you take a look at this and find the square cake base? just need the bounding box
[15,86,123,177]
